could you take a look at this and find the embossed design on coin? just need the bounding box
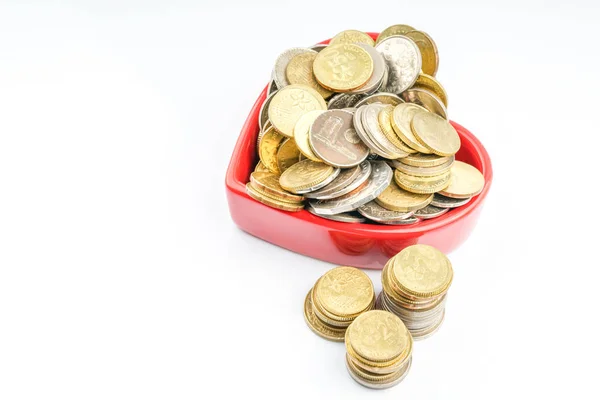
[279,159,335,194]
[400,88,447,119]
[286,52,334,99]
[309,110,369,167]
[404,30,439,76]
[313,44,374,92]
[355,92,403,107]
[349,44,387,95]
[330,30,375,46]
[315,266,375,317]
[375,36,421,94]
[273,47,317,88]
[328,93,365,109]
[376,180,433,211]
[304,161,371,200]
[392,244,453,297]
[268,84,327,138]
[347,310,409,361]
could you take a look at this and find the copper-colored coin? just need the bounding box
[309,110,369,168]
[276,138,301,173]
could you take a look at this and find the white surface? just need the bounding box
[0,1,598,399]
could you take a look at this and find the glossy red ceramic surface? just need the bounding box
[225,33,493,269]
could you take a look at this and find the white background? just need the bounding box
[1,1,599,399]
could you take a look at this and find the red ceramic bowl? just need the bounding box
[225,33,493,269]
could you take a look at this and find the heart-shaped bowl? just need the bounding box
[226,33,493,269]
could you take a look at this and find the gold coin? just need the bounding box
[268,84,327,138]
[414,73,448,107]
[346,354,410,382]
[258,126,285,174]
[439,161,485,199]
[404,30,439,76]
[303,289,346,342]
[410,111,461,156]
[250,171,304,203]
[376,24,417,45]
[399,153,451,168]
[279,159,335,194]
[377,105,417,154]
[245,183,304,212]
[311,280,375,326]
[315,266,374,317]
[375,180,433,212]
[276,138,301,173]
[313,44,374,92]
[330,30,375,47]
[293,110,324,161]
[391,103,431,153]
[285,52,334,99]
[346,310,409,362]
[346,348,410,375]
[394,169,451,194]
[254,161,270,173]
[391,244,453,298]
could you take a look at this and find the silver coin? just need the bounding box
[294,167,341,194]
[431,193,472,208]
[379,216,419,225]
[305,161,371,200]
[357,201,414,222]
[355,92,403,108]
[308,161,392,215]
[272,47,316,88]
[352,107,397,159]
[410,311,445,341]
[375,35,422,94]
[349,44,386,95]
[346,355,412,390]
[400,88,447,119]
[395,156,454,177]
[259,91,278,132]
[328,93,365,110]
[310,44,328,52]
[306,205,367,223]
[413,204,449,219]
[267,79,278,95]
[361,104,409,159]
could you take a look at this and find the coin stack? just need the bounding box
[378,244,453,340]
[304,266,375,342]
[345,310,413,389]
[249,24,485,224]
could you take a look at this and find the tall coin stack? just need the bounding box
[345,310,413,389]
[249,25,486,225]
[304,266,375,341]
[378,244,453,340]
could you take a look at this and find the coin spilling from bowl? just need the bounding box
[247,25,485,225]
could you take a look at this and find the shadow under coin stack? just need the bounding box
[345,310,413,389]
[378,244,453,340]
[304,266,375,341]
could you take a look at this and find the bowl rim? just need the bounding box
[226,33,493,238]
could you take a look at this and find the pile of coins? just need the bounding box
[378,244,453,340]
[303,266,375,341]
[249,24,485,225]
[345,310,413,389]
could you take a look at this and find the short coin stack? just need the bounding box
[345,310,413,389]
[304,266,375,341]
[249,24,486,225]
[378,244,453,340]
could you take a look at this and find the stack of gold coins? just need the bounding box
[304,266,375,341]
[249,24,485,224]
[345,310,413,389]
[245,170,305,212]
[378,244,453,340]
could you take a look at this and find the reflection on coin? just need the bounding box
[413,73,448,107]
[328,93,366,109]
[404,30,439,76]
[395,156,454,177]
[330,30,375,46]
[431,193,471,208]
[259,126,285,174]
[280,159,336,194]
[439,161,485,199]
[400,88,447,119]
[413,204,449,219]
[357,201,414,222]
[272,47,316,88]
[350,44,387,95]
[306,205,367,223]
[276,138,301,173]
[355,92,403,107]
[309,110,370,168]
[375,36,421,94]
[390,103,431,153]
[293,110,325,162]
[376,24,416,45]
[286,52,334,99]
[376,180,433,211]
[309,161,392,215]
[268,84,327,138]
[394,169,451,194]
[314,44,374,92]
[305,161,371,200]
[410,111,460,156]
